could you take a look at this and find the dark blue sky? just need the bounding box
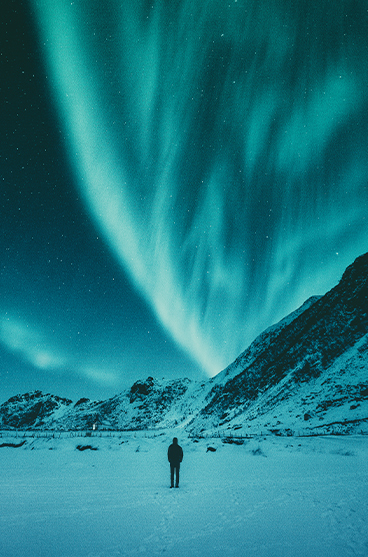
[1,0,206,403]
[1,0,367,403]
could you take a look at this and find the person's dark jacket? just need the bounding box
[168,440,183,465]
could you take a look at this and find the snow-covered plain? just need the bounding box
[1,432,368,557]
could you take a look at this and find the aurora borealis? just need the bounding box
[1,1,368,401]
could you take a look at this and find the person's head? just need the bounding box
[173,437,178,445]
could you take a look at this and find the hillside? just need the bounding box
[189,252,368,435]
[1,253,367,436]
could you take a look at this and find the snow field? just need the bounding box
[0,433,367,556]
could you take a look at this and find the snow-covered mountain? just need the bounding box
[0,377,216,432]
[1,253,367,436]
[189,252,368,435]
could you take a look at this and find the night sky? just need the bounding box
[1,0,367,403]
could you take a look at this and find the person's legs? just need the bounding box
[170,464,175,487]
[175,464,180,487]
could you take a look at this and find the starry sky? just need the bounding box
[1,0,367,403]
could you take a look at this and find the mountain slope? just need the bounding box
[188,252,368,434]
[1,253,367,436]
[0,391,73,429]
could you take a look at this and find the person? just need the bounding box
[167,437,183,488]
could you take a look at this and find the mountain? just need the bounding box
[0,377,215,432]
[0,391,74,429]
[188,252,368,435]
[1,253,367,436]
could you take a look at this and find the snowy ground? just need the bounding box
[1,432,368,557]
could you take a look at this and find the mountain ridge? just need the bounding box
[1,253,367,436]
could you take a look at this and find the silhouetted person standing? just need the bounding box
[168,437,183,488]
